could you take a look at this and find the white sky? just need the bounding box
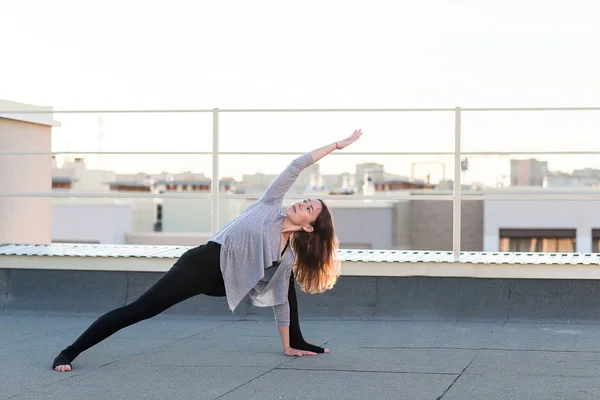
[1,0,600,185]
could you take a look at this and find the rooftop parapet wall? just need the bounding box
[2,244,600,321]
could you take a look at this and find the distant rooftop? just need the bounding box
[0,99,61,127]
[109,181,153,188]
[374,177,429,185]
[52,177,78,184]
[155,179,211,186]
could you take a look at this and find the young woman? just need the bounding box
[53,129,363,372]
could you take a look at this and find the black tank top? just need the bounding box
[273,239,290,266]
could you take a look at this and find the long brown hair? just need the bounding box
[291,199,340,294]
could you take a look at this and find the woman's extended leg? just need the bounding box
[53,242,224,371]
[288,272,327,353]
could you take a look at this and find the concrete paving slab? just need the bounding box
[443,373,600,400]
[194,319,364,343]
[1,338,175,399]
[219,368,456,400]
[279,347,477,374]
[1,315,231,355]
[464,350,600,377]
[4,315,600,400]
[109,320,356,369]
[329,320,600,353]
[118,339,296,368]
[12,365,273,400]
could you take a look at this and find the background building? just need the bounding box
[511,159,548,186]
[0,99,60,244]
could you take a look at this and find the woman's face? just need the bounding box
[286,199,322,231]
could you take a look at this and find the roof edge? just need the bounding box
[0,99,61,127]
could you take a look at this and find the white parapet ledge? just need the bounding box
[340,261,600,279]
[1,244,600,279]
[0,99,61,127]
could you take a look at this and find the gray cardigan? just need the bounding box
[210,153,314,326]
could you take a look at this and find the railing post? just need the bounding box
[453,107,462,261]
[211,108,220,236]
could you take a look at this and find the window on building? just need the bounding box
[156,204,163,222]
[339,242,373,249]
[52,239,100,244]
[592,230,600,252]
[499,229,576,252]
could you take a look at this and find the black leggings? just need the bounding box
[62,241,319,361]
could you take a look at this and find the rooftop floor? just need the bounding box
[3,313,600,400]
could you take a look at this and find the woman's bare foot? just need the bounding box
[52,350,73,372]
[54,364,72,372]
[290,339,328,354]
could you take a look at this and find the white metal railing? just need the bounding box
[2,192,600,201]
[4,150,600,156]
[2,106,600,262]
[453,107,462,262]
[212,108,219,239]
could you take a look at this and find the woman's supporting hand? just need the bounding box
[284,347,318,357]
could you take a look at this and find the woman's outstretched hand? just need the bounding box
[336,129,363,150]
[284,347,317,357]
[307,128,363,164]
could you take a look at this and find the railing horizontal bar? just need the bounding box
[461,107,600,112]
[0,151,214,156]
[461,195,600,201]
[0,108,455,114]
[0,109,215,114]
[0,192,211,199]
[0,192,454,201]
[463,151,600,156]
[5,192,600,201]
[2,107,600,115]
[4,150,600,156]
[218,108,455,113]
[226,151,600,156]
[222,194,454,201]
